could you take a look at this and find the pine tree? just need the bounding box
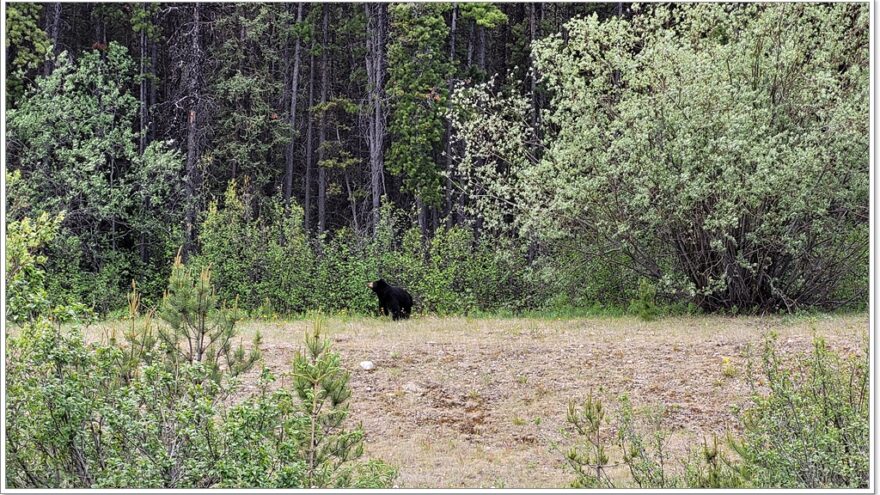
[292,320,366,487]
[386,3,451,206]
[158,249,261,383]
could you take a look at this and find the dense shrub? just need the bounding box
[7,44,184,314]
[628,279,660,321]
[197,181,538,317]
[5,171,92,324]
[453,4,869,312]
[4,258,396,489]
[731,335,869,488]
[197,180,318,313]
[560,335,869,488]
[5,210,64,324]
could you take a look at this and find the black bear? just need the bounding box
[367,279,413,320]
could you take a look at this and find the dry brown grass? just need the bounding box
[80,313,867,488]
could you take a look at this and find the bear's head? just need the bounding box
[367,279,389,293]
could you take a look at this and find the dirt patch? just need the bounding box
[83,314,868,488]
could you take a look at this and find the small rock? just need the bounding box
[403,381,425,394]
[359,360,375,371]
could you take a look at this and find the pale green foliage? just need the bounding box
[4,211,62,323]
[450,78,536,236]
[4,3,51,104]
[7,42,183,311]
[5,170,91,323]
[453,4,869,311]
[5,171,66,323]
[731,335,869,488]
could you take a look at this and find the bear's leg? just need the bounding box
[388,301,402,320]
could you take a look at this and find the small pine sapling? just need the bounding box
[158,249,261,383]
[291,320,367,488]
[562,391,614,488]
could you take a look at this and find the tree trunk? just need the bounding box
[139,17,148,155]
[477,25,486,71]
[150,30,158,141]
[184,4,203,260]
[527,3,541,264]
[529,3,538,137]
[344,168,359,233]
[284,4,303,208]
[44,3,61,76]
[467,20,474,67]
[138,6,149,262]
[473,20,487,240]
[317,5,329,233]
[304,47,315,232]
[444,5,457,227]
[417,199,427,238]
[365,3,387,235]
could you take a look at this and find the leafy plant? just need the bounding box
[5,208,64,323]
[453,4,869,312]
[629,279,660,321]
[5,257,396,488]
[731,334,869,488]
[4,3,51,104]
[7,42,183,314]
[559,334,868,489]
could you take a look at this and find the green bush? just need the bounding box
[454,4,869,313]
[197,180,318,314]
[314,228,381,315]
[5,258,396,489]
[731,335,869,488]
[628,279,660,321]
[5,210,64,323]
[7,43,184,315]
[196,181,548,317]
[560,335,869,488]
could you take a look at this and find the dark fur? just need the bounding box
[367,279,413,320]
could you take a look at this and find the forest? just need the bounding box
[3,2,871,490]
[6,2,868,319]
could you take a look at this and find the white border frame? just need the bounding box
[0,0,875,493]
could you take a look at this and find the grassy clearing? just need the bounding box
[73,313,867,488]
